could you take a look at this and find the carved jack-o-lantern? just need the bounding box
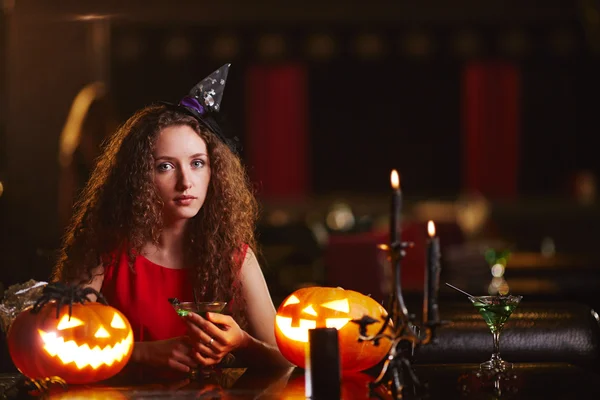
[274,286,392,372]
[7,285,133,384]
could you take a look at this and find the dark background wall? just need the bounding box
[0,0,599,288]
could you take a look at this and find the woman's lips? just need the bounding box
[174,195,197,206]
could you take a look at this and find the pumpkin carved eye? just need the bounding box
[282,295,300,307]
[110,313,126,329]
[321,299,349,312]
[57,315,84,330]
[93,313,127,338]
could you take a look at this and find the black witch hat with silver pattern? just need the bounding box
[163,63,237,151]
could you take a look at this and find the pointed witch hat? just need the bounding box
[162,63,238,151]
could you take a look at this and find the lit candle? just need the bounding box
[424,220,441,325]
[390,170,401,245]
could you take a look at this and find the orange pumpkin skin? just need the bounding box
[274,286,392,372]
[7,302,133,384]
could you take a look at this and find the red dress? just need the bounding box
[100,246,248,380]
[101,250,195,342]
[101,244,248,342]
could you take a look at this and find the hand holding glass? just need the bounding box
[170,301,228,378]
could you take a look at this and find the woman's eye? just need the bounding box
[192,160,205,168]
[157,163,174,171]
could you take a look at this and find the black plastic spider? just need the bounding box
[31,282,108,319]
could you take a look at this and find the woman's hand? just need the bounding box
[185,312,249,366]
[133,337,198,372]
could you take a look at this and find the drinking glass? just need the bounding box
[170,301,228,379]
[469,295,522,371]
[172,301,228,318]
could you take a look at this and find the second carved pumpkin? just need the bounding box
[274,286,392,372]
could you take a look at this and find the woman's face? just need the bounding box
[152,124,211,225]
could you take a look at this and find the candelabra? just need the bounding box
[352,171,444,399]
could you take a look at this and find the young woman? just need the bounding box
[52,64,289,375]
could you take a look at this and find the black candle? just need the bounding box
[306,328,341,399]
[390,170,401,245]
[424,220,441,325]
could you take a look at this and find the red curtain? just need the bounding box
[462,62,520,199]
[246,64,309,199]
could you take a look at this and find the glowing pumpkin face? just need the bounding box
[8,302,133,384]
[274,286,392,372]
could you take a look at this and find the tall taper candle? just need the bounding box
[424,220,441,325]
[390,170,401,245]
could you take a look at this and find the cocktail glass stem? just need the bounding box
[492,331,501,362]
[482,330,507,369]
[482,329,508,370]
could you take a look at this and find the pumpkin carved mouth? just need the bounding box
[37,313,134,369]
[38,330,134,369]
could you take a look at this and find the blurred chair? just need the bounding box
[57,81,118,229]
[257,218,323,305]
[324,221,429,305]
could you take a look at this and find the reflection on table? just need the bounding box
[2,362,600,399]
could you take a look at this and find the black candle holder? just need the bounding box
[352,238,444,399]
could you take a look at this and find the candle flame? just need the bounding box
[378,244,390,251]
[390,170,400,190]
[428,220,436,237]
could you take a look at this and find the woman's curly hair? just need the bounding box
[52,104,258,321]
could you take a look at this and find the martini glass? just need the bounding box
[169,300,228,379]
[171,301,228,318]
[469,295,522,371]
